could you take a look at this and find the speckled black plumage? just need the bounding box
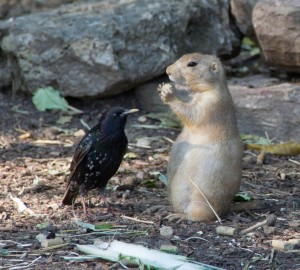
[62,106,136,215]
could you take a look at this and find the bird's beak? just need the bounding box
[121,108,139,117]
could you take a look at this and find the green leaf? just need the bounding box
[242,37,256,47]
[140,179,158,188]
[32,87,69,112]
[234,192,251,202]
[149,171,167,186]
[94,224,114,230]
[240,134,271,145]
[124,152,137,159]
[250,47,261,56]
[0,248,10,256]
[35,221,51,230]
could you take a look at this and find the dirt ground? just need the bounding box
[0,85,299,270]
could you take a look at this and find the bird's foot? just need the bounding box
[98,193,115,215]
[83,210,94,221]
[165,213,188,223]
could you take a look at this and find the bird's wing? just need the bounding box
[67,134,93,183]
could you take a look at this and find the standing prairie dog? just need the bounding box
[158,53,243,221]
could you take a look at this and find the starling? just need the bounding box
[62,106,138,216]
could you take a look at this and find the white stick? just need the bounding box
[121,215,155,225]
[188,176,222,223]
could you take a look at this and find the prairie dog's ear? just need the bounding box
[211,62,218,73]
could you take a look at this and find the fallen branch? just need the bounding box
[240,214,277,235]
[121,215,155,225]
[7,256,41,270]
[216,214,277,236]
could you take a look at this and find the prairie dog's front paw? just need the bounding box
[157,83,175,103]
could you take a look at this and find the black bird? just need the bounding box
[62,106,138,216]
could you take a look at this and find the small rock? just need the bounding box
[138,116,147,123]
[122,176,136,186]
[242,154,256,164]
[280,172,286,181]
[74,129,86,137]
[136,137,152,148]
[136,171,144,180]
[263,226,276,235]
[159,226,173,239]
[36,233,47,243]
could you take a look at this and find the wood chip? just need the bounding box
[216,226,238,236]
[41,237,64,248]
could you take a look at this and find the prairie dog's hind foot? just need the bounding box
[157,83,175,103]
[165,213,188,223]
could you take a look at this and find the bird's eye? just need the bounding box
[187,61,197,67]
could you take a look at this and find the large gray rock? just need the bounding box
[253,0,300,73]
[135,75,300,142]
[229,83,300,142]
[230,0,259,39]
[0,0,79,20]
[0,0,240,97]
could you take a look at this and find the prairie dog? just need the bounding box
[158,53,243,221]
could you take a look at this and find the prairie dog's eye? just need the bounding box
[187,61,197,67]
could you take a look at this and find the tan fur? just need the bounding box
[158,53,243,221]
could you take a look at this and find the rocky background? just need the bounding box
[0,0,299,138]
[0,1,300,269]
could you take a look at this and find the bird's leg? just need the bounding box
[98,190,113,213]
[80,195,91,217]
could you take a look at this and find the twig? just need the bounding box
[240,214,277,235]
[132,124,166,129]
[0,240,32,248]
[66,104,84,114]
[30,139,72,145]
[128,143,151,149]
[289,159,300,165]
[121,215,155,224]
[269,248,275,264]
[188,176,222,223]
[163,136,174,144]
[80,119,91,130]
[244,151,257,157]
[8,256,42,270]
[40,243,68,251]
[183,237,209,243]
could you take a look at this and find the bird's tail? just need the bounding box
[62,181,79,205]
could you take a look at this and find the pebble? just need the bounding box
[159,226,173,238]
